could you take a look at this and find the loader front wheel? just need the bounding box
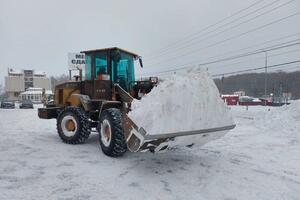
[98,108,127,157]
[57,107,90,144]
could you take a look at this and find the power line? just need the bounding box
[148,0,295,62]
[144,0,265,57]
[137,40,300,76]
[195,40,300,67]
[146,11,300,67]
[211,60,300,77]
[147,0,286,60]
[207,47,300,70]
[203,39,300,67]
[142,32,300,74]
[190,32,300,64]
[271,64,300,72]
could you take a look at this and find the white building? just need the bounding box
[20,88,53,103]
[5,68,51,101]
[234,90,246,97]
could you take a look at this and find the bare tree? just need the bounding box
[0,83,3,95]
[0,83,7,100]
[50,74,69,91]
[214,71,300,99]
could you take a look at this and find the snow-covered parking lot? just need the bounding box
[0,102,300,200]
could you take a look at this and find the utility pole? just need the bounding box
[69,70,72,80]
[221,74,224,95]
[264,50,268,98]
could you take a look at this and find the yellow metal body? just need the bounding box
[54,82,81,107]
[66,92,81,106]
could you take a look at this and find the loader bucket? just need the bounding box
[123,67,236,152]
[122,114,236,153]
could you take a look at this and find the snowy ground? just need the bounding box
[0,103,300,200]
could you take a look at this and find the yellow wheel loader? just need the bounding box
[38,47,235,157]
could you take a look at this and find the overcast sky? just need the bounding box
[1,0,300,84]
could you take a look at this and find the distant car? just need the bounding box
[0,100,15,109]
[19,100,34,109]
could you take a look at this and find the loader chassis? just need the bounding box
[38,47,157,157]
[38,47,235,157]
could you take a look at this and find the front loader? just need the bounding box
[38,47,235,157]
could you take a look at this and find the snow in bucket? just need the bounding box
[128,67,234,137]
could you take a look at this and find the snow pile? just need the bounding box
[276,100,300,121]
[129,67,233,135]
[263,100,300,135]
[278,100,300,120]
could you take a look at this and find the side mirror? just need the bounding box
[138,56,143,68]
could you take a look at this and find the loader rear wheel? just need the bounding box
[98,108,127,157]
[57,107,90,144]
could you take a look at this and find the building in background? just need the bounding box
[221,94,239,106]
[20,88,53,103]
[5,68,51,101]
[234,90,246,97]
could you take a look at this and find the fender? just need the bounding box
[68,94,92,111]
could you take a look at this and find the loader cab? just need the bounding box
[81,48,139,96]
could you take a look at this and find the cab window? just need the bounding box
[112,52,134,91]
[95,53,109,80]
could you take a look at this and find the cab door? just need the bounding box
[111,52,135,91]
[84,52,112,100]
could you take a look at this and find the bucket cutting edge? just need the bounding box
[122,114,236,152]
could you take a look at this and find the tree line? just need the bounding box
[214,71,300,99]
[50,74,69,91]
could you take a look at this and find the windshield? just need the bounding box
[22,100,32,104]
[2,101,14,104]
[111,52,135,91]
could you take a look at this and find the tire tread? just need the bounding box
[56,107,90,144]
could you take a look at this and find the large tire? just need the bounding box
[98,108,127,157]
[57,106,90,144]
